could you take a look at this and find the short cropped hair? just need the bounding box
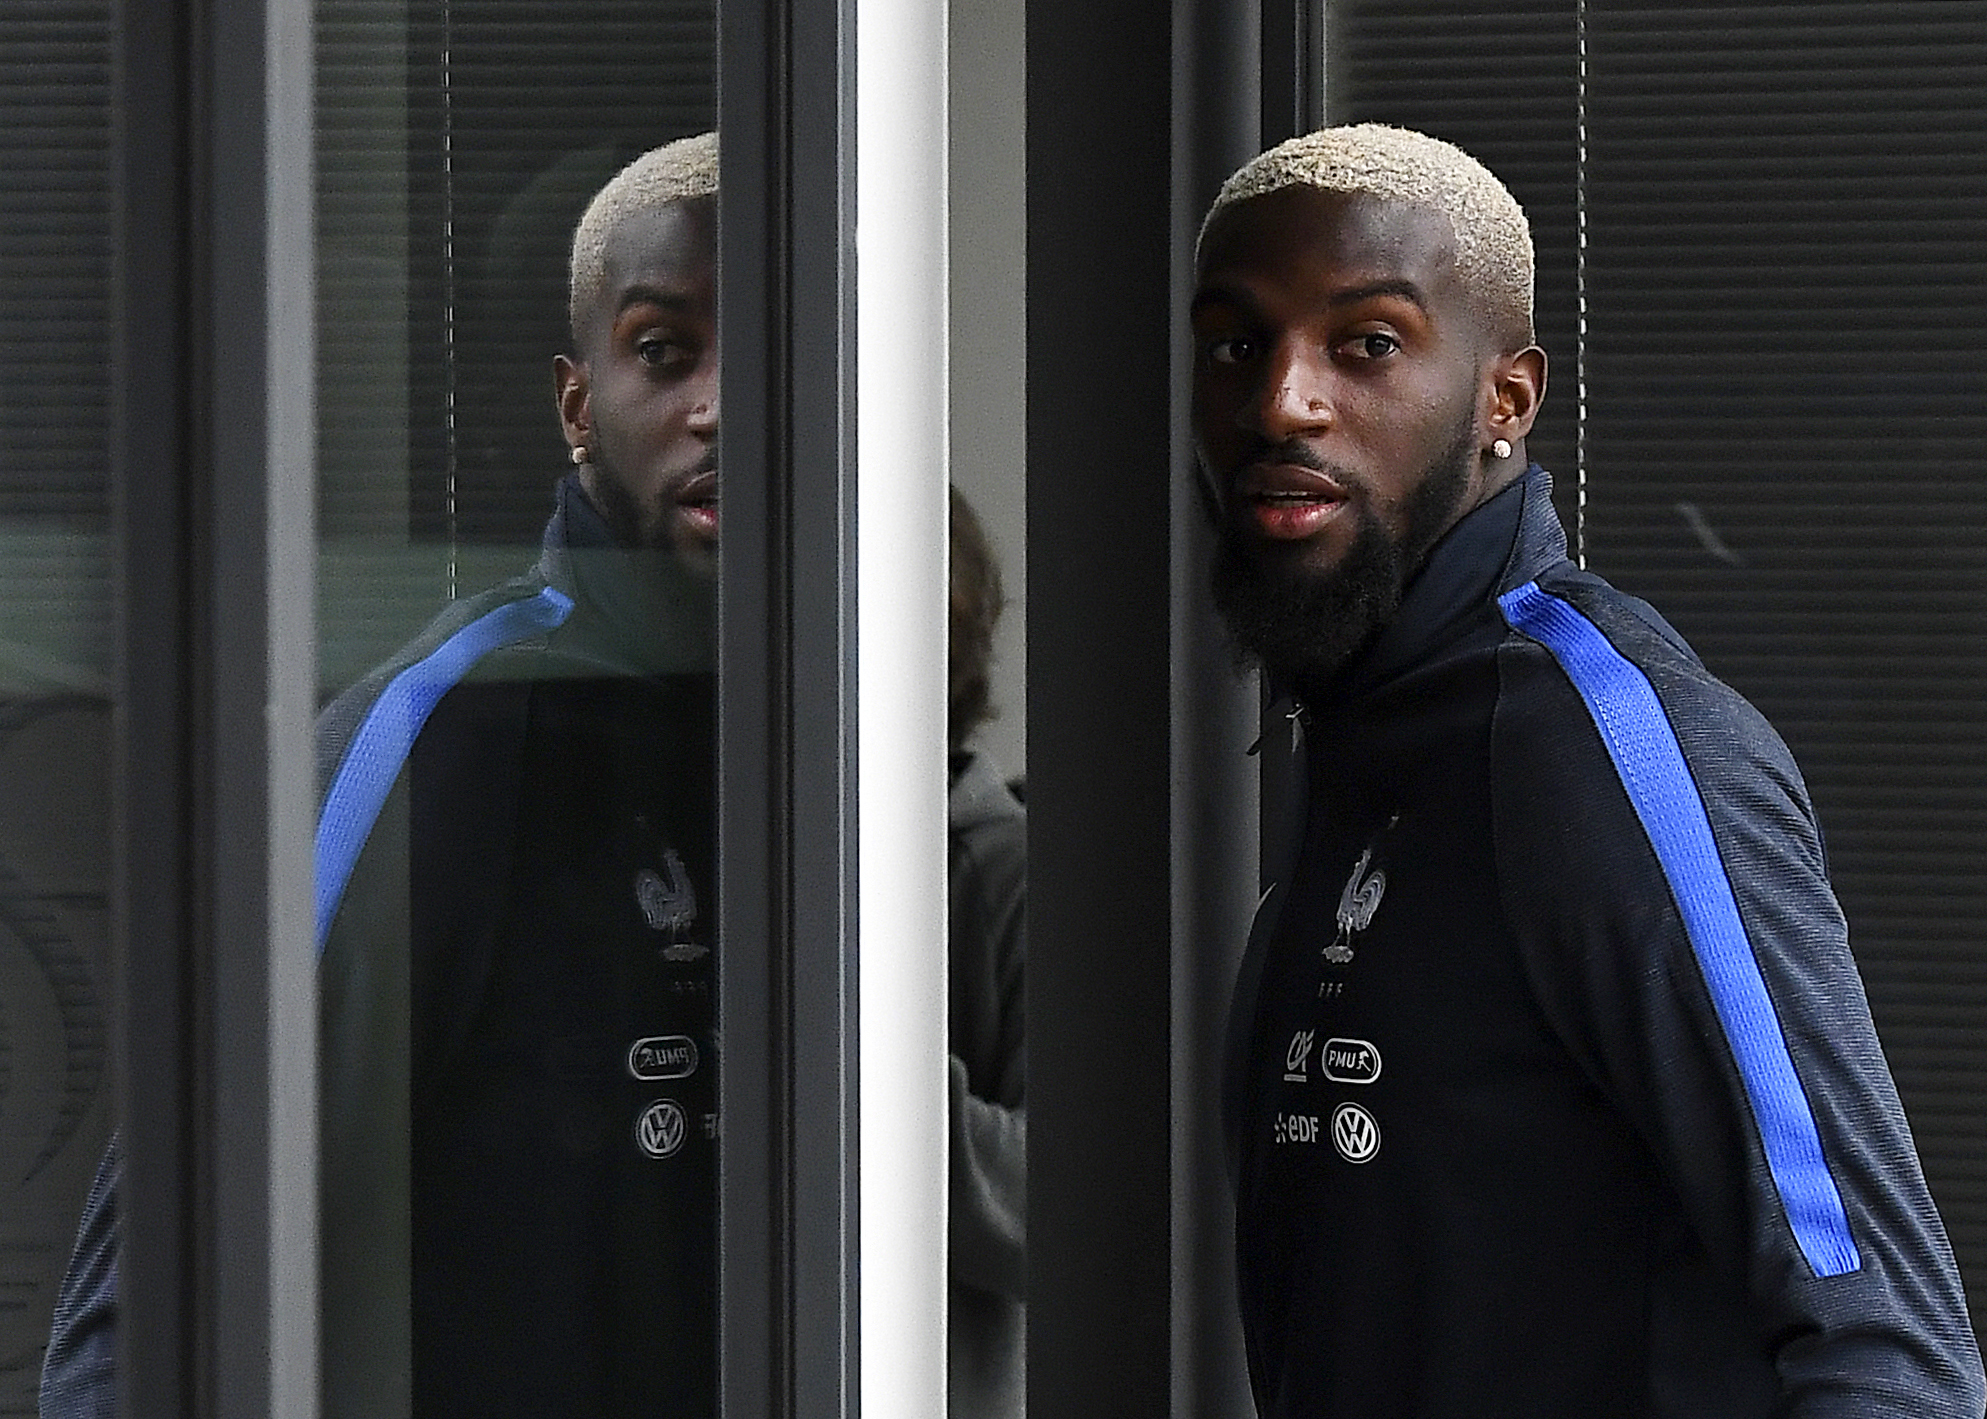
[948,485,1006,756]
[568,131,718,341]
[1202,123,1534,344]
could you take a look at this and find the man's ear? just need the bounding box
[554,353,590,453]
[1486,345,1547,445]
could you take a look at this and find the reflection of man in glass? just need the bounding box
[322,130,721,1419]
[43,133,723,1419]
[555,142,719,571]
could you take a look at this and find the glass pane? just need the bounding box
[945,3,1028,1407]
[315,1,718,1411]
[0,1,117,1413]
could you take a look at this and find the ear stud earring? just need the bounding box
[1491,438,1513,460]
[571,444,589,465]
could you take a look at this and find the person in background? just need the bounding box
[946,484,1027,1418]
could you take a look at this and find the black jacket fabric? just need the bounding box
[38,1136,117,1419]
[1226,465,1983,1418]
[946,750,1027,1417]
[320,476,718,1419]
[43,477,721,1419]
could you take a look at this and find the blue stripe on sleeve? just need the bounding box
[314,586,573,954]
[1498,579,1861,1278]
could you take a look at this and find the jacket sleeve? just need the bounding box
[947,808,1027,1302]
[40,1134,120,1419]
[1493,608,1984,1418]
[949,1053,1026,1300]
[317,773,415,1419]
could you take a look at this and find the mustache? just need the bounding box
[1242,437,1329,474]
[1230,438,1361,496]
[1235,438,1365,485]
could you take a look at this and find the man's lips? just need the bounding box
[1236,461,1348,541]
[675,468,719,542]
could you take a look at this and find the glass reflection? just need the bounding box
[945,486,1027,1417]
[315,1,717,1411]
[2,0,117,1412]
[320,136,719,1418]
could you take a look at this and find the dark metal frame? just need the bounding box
[717,0,860,1414]
[1261,0,1327,144]
[112,0,318,1412]
[1026,1,1315,1414]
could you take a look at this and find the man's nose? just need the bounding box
[688,365,719,434]
[1248,342,1331,439]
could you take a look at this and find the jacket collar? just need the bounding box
[1301,462,1569,705]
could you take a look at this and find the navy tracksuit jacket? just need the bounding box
[1227,467,1983,1417]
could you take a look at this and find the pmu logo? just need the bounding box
[1331,1102,1381,1164]
[628,1034,699,1081]
[1321,1038,1382,1085]
[635,1099,689,1159]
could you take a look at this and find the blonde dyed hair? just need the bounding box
[1202,123,1534,343]
[568,131,718,340]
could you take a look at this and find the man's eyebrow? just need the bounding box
[1190,276,1430,320]
[1190,282,1259,319]
[1327,279,1427,312]
[614,284,699,318]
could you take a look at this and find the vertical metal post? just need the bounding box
[855,0,951,1411]
[1173,8,1270,1415]
[1028,0,1267,1414]
[717,0,864,1412]
[1026,2,1177,1413]
[112,0,317,1412]
[1260,0,1324,146]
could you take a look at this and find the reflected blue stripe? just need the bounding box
[314,586,573,954]
[1498,580,1861,1278]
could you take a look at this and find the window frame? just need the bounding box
[112,0,320,1411]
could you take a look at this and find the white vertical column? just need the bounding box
[856,0,949,1415]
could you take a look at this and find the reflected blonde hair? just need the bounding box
[1201,123,1534,343]
[568,131,718,341]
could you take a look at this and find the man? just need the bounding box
[1195,123,1984,1417]
[44,132,723,1419]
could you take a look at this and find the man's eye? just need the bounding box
[1343,332,1400,361]
[1208,336,1255,365]
[638,336,691,369]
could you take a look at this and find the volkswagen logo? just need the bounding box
[1331,1101,1380,1164]
[635,1099,689,1159]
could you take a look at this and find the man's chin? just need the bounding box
[1211,517,1404,686]
[667,538,720,583]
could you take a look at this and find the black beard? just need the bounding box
[572,466,718,671]
[1210,417,1478,686]
[586,460,676,553]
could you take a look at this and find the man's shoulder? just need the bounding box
[1486,567,1830,970]
[1498,566,1777,734]
[314,568,560,795]
[1491,565,1811,824]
